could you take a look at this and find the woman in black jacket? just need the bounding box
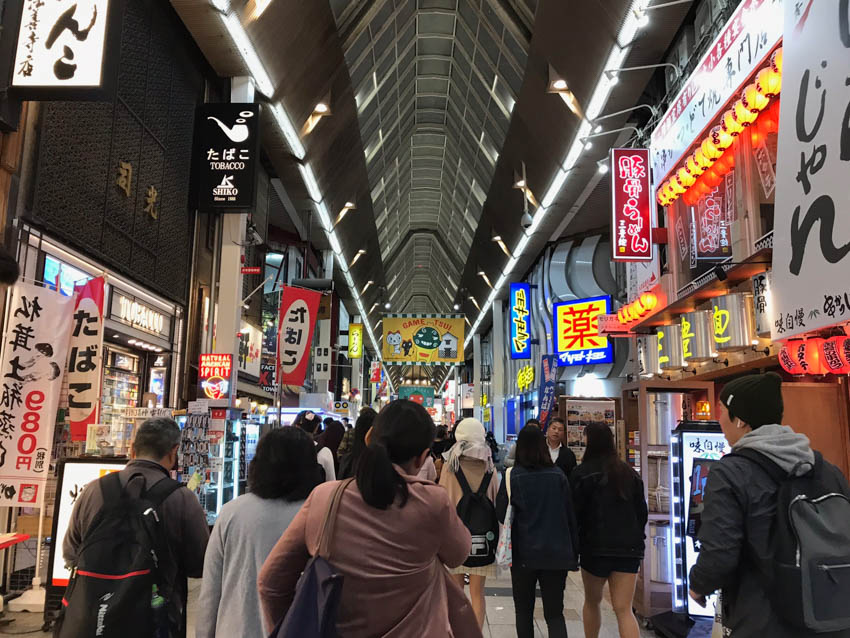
[571,423,647,638]
[496,425,578,638]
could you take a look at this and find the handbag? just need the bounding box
[269,479,353,638]
[495,467,513,568]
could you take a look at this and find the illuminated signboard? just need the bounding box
[198,353,232,401]
[553,296,613,367]
[509,283,531,359]
[517,364,535,393]
[611,148,652,261]
[348,323,363,359]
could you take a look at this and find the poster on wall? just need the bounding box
[771,0,850,340]
[509,283,531,359]
[553,296,613,367]
[237,321,262,378]
[277,286,322,387]
[537,355,558,429]
[68,276,106,441]
[610,148,652,261]
[564,399,616,462]
[398,386,435,407]
[196,103,260,212]
[0,282,75,506]
[382,315,465,364]
[48,459,126,587]
[11,0,124,99]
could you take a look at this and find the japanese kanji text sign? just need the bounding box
[771,0,850,340]
[11,0,122,98]
[553,296,613,367]
[198,354,232,402]
[68,277,105,441]
[0,282,74,506]
[611,148,652,261]
[509,283,531,359]
[537,355,558,429]
[693,179,732,261]
[348,323,363,359]
[277,286,321,387]
[196,103,259,211]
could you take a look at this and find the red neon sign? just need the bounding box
[199,353,233,401]
[611,148,652,262]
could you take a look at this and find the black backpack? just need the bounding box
[455,467,498,568]
[55,472,183,638]
[731,448,850,633]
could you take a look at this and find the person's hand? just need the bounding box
[689,589,707,608]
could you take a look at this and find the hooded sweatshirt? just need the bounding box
[732,424,815,476]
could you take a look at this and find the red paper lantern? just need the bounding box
[771,47,783,75]
[714,148,735,176]
[819,336,850,374]
[779,342,804,375]
[703,167,722,188]
[797,338,826,375]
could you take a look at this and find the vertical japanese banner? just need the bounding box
[610,148,652,261]
[694,186,731,261]
[68,277,105,441]
[348,323,363,359]
[509,283,531,359]
[771,1,850,340]
[0,283,74,506]
[277,286,322,387]
[537,354,558,429]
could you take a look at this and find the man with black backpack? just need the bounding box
[62,417,210,637]
[689,372,850,637]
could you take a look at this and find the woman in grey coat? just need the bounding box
[196,427,322,638]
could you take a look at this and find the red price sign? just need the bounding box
[610,148,652,261]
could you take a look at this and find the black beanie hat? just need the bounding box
[718,372,783,428]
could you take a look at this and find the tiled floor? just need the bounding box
[0,573,656,637]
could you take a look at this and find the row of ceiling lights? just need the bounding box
[463,0,682,350]
[210,0,387,383]
[127,338,164,353]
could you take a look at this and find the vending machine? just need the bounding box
[670,421,730,619]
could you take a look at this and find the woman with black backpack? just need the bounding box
[438,418,500,629]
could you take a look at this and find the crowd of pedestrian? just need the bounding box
[54,372,850,638]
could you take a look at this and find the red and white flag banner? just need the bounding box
[68,277,106,441]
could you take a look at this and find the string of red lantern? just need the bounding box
[779,336,850,376]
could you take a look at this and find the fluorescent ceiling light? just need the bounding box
[269,103,305,160]
[220,12,274,97]
[299,164,322,203]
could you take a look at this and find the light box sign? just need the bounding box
[199,354,232,401]
[196,103,260,212]
[509,283,531,359]
[348,323,363,359]
[611,148,652,261]
[382,315,464,364]
[553,296,613,367]
[11,0,123,99]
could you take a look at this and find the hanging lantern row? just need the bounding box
[657,47,783,207]
[618,292,658,325]
[778,336,850,376]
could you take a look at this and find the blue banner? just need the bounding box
[509,283,531,359]
[538,355,558,429]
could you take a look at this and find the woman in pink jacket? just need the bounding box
[258,400,480,637]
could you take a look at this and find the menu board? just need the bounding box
[564,398,616,462]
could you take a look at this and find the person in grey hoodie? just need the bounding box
[196,426,322,638]
[689,372,850,638]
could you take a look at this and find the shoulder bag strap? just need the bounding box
[144,477,183,509]
[505,467,513,500]
[317,478,354,560]
[476,470,493,497]
[729,448,787,484]
[100,470,123,504]
[454,465,473,496]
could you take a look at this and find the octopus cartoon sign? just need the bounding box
[381,315,465,364]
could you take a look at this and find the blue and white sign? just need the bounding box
[553,295,614,367]
[509,283,531,360]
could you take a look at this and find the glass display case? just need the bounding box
[100,347,140,451]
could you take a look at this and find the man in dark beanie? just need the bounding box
[689,372,850,637]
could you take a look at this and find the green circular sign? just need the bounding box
[413,326,441,350]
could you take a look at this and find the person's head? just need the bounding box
[248,427,321,501]
[317,420,346,458]
[434,425,448,441]
[293,410,320,434]
[356,400,435,510]
[323,417,334,429]
[547,418,565,448]
[132,417,181,469]
[583,422,634,499]
[454,418,486,445]
[349,407,377,461]
[718,372,784,446]
[515,424,553,469]
[524,418,541,430]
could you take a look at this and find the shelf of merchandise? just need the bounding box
[622,378,715,620]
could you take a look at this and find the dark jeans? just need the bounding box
[510,567,568,638]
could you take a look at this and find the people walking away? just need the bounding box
[338,407,377,480]
[432,425,453,481]
[546,418,577,477]
[258,400,481,637]
[293,410,336,481]
[197,427,322,638]
[504,418,540,468]
[496,424,579,638]
[317,419,346,475]
[61,418,209,638]
[689,372,850,637]
[572,423,647,638]
[439,418,500,629]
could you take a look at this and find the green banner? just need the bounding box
[398,385,435,407]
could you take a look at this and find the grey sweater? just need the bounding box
[196,493,304,638]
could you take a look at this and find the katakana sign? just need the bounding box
[611,148,652,261]
[0,282,74,506]
[509,283,531,360]
[277,286,321,387]
[553,295,613,367]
